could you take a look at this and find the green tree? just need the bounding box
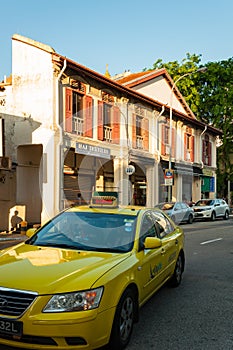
[196,59,233,198]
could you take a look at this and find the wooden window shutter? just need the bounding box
[65,88,72,132]
[84,95,93,138]
[98,100,104,140]
[202,140,205,163]
[142,118,149,150]
[132,113,137,148]
[171,128,176,158]
[112,106,120,144]
[184,133,187,160]
[161,125,166,155]
[190,136,195,162]
[208,142,212,166]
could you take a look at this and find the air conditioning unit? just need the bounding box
[0,156,11,170]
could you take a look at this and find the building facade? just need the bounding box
[0,34,221,231]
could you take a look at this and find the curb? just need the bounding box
[0,234,27,242]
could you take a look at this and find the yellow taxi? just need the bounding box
[0,193,185,350]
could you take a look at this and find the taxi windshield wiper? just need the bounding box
[35,242,79,250]
[93,247,128,253]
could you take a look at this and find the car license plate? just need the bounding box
[0,317,23,337]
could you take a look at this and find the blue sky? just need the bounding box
[1,0,233,81]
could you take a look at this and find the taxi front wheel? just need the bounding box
[109,288,136,350]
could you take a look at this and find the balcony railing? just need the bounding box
[73,116,84,135]
[165,144,170,155]
[104,125,112,142]
[186,151,191,161]
[136,135,143,149]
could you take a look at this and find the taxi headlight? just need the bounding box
[43,287,104,312]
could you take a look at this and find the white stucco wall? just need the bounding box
[12,35,54,128]
[132,76,187,114]
[0,85,13,115]
[11,35,61,224]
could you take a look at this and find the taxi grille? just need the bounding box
[0,288,37,316]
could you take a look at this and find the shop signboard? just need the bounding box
[75,142,111,159]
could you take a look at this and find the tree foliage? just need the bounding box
[144,54,233,198]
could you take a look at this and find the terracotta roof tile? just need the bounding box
[115,71,149,84]
[115,69,166,86]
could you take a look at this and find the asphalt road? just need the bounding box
[0,219,232,350]
[126,218,233,350]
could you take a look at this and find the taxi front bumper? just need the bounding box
[0,306,116,350]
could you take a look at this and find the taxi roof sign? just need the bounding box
[90,191,119,208]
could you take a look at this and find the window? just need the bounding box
[31,212,137,253]
[202,135,212,166]
[151,211,174,238]
[97,101,120,144]
[103,104,112,142]
[175,202,182,210]
[161,124,175,157]
[132,111,149,150]
[65,88,93,137]
[136,116,143,149]
[184,127,194,162]
[164,125,169,145]
[139,213,157,250]
[181,202,189,210]
[72,92,84,135]
[104,104,111,126]
[136,116,142,136]
[73,92,83,117]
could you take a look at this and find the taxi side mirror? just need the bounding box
[26,228,37,238]
[144,237,162,249]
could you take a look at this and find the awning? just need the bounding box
[174,164,193,175]
[129,151,155,166]
[193,166,203,176]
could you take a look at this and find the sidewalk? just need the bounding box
[0,231,27,242]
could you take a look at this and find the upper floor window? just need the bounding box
[202,134,212,166]
[72,92,84,135]
[136,116,143,149]
[184,127,194,162]
[103,103,113,142]
[65,88,93,138]
[97,101,120,144]
[161,123,175,158]
[132,109,149,151]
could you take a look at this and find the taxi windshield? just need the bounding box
[28,212,137,253]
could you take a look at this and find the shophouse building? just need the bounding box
[0,34,221,231]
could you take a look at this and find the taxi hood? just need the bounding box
[0,243,130,294]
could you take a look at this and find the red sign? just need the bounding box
[164,169,173,179]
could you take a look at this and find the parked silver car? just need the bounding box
[193,198,230,221]
[155,201,194,224]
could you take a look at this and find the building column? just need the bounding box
[146,163,158,207]
[176,174,183,201]
[113,156,130,205]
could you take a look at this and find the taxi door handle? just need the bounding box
[175,239,178,245]
[161,248,166,255]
